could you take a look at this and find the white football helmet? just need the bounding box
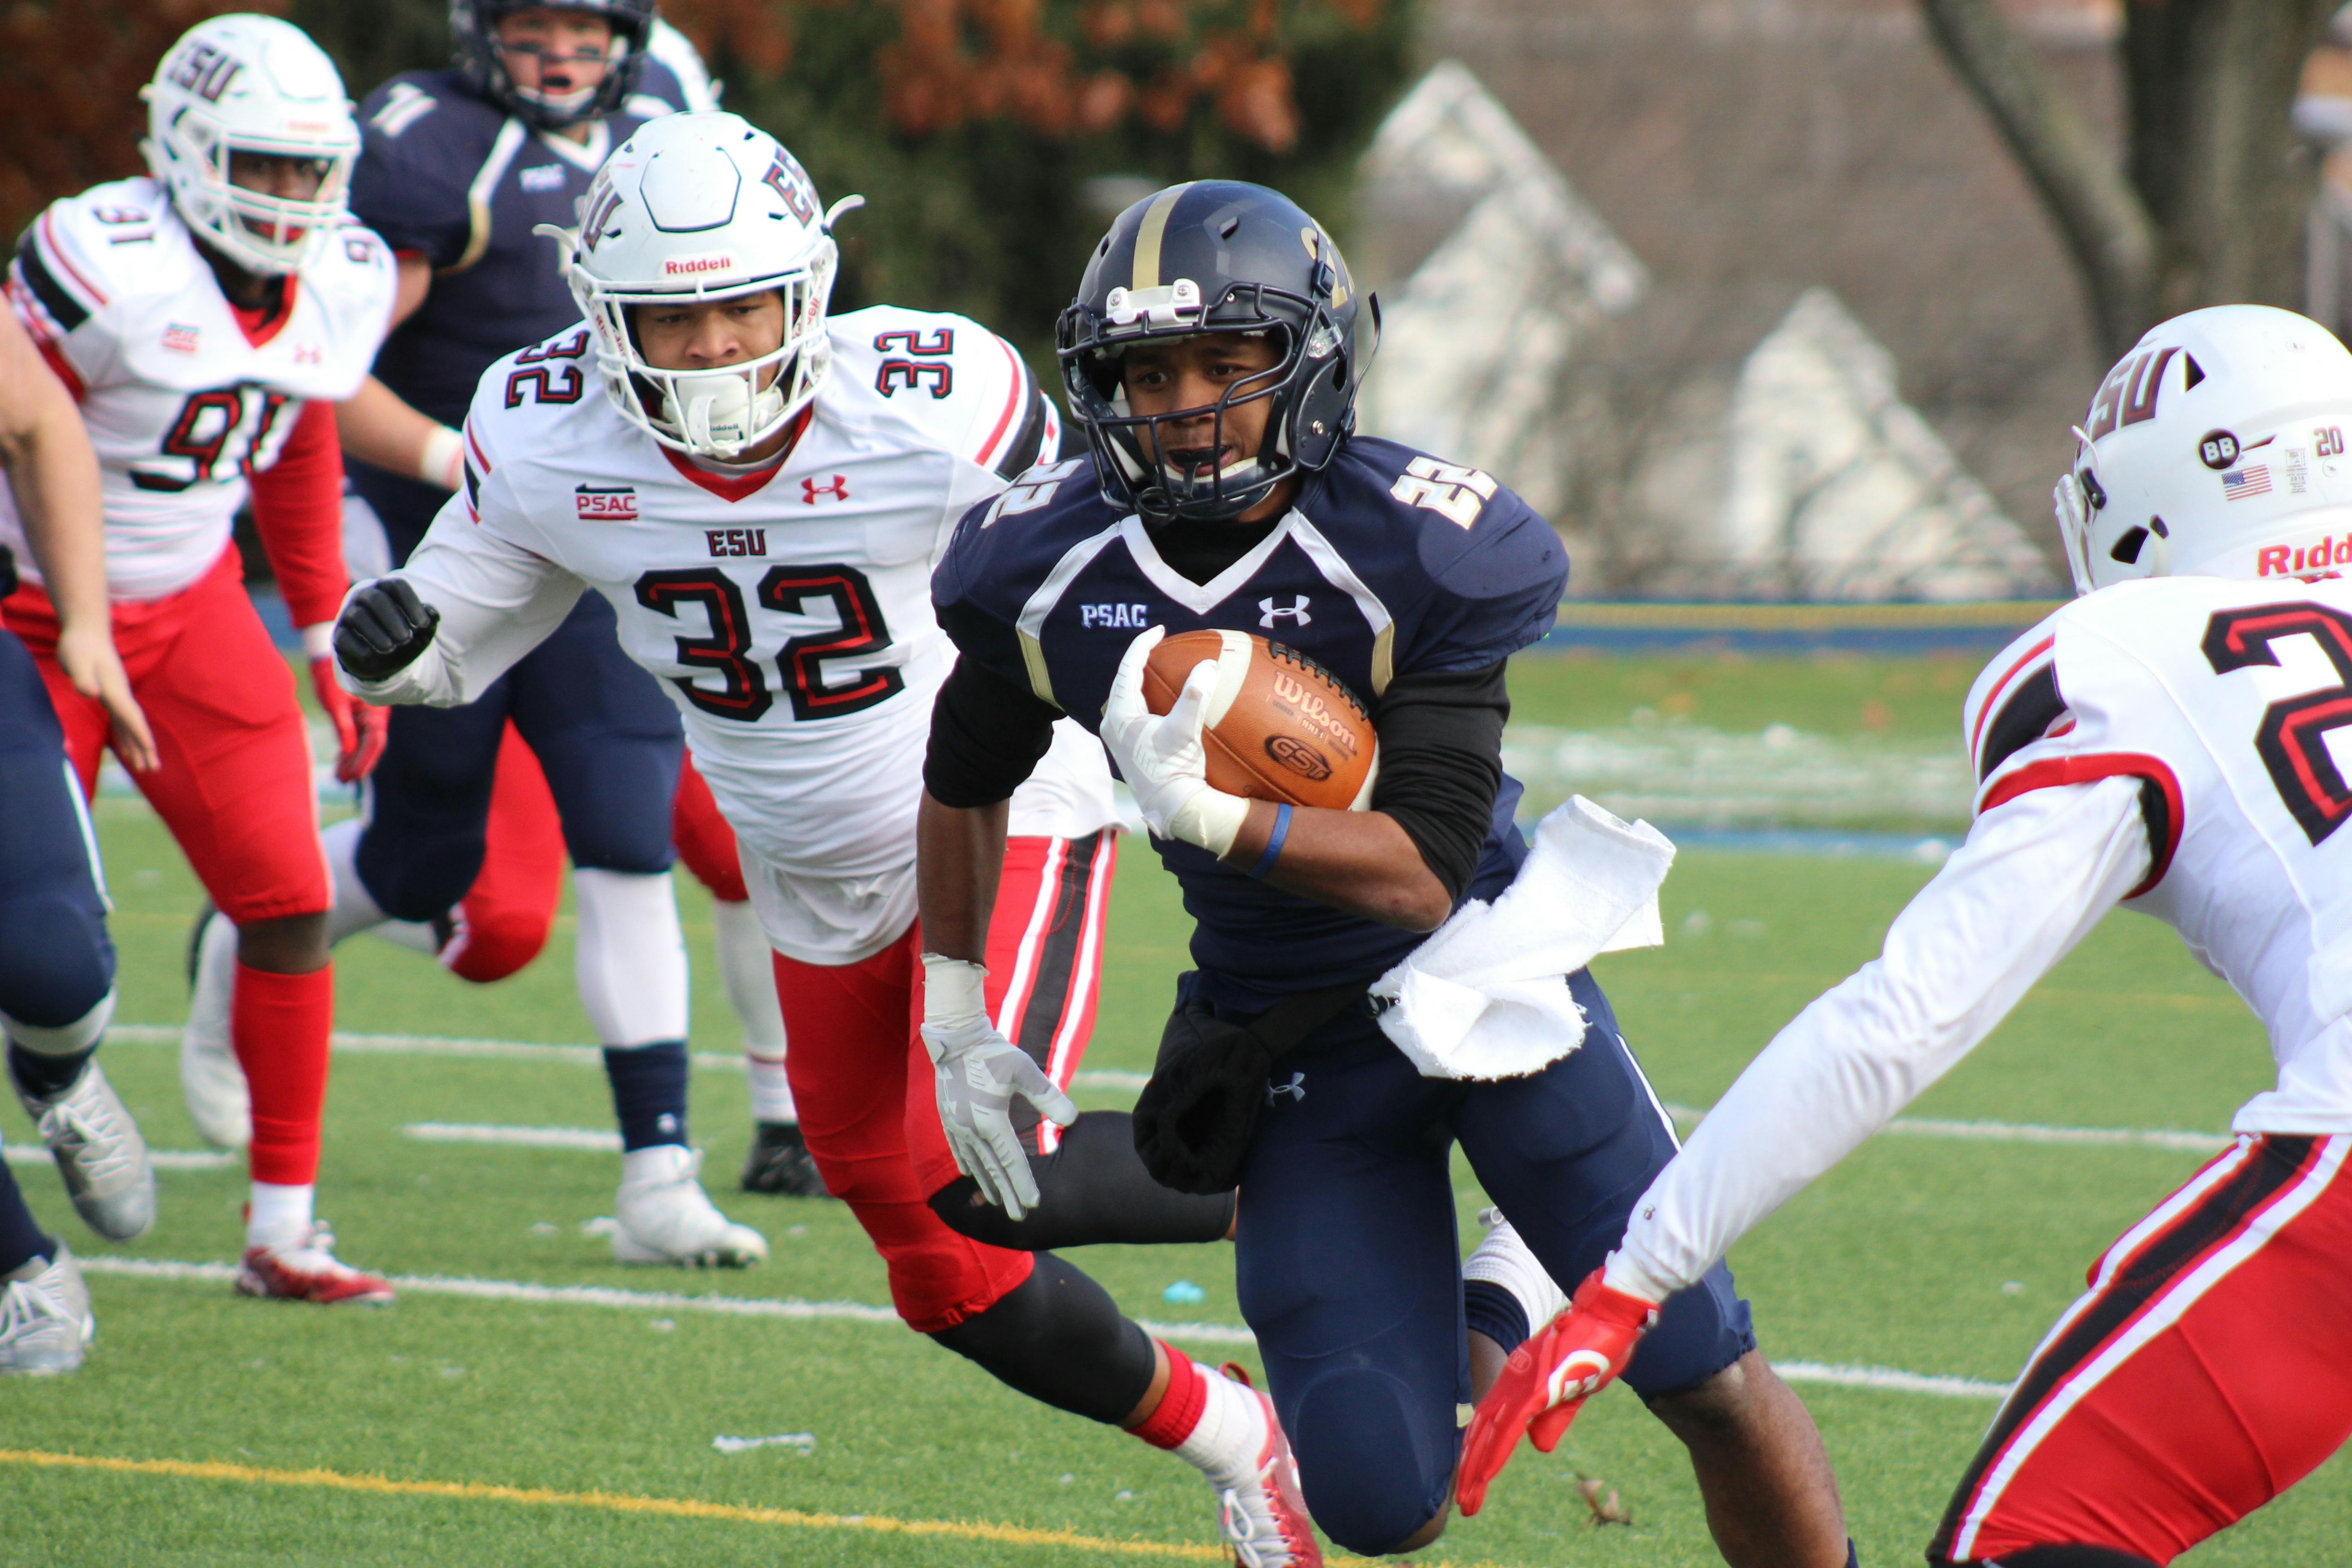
[540,112,861,461]
[141,15,360,278]
[2057,304,2352,594]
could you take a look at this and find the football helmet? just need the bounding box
[538,112,859,461]
[1057,181,1372,524]
[2057,304,2352,593]
[141,15,360,278]
[451,0,653,131]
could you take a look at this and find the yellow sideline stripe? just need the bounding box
[0,1448,1232,1559]
[0,1450,1515,1565]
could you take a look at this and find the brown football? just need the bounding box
[1141,629,1379,811]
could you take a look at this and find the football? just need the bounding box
[1141,629,1380,810]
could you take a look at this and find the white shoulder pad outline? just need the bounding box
[829,306,1050,477]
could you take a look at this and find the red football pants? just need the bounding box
[4,544,335,1184]
[438,740,746,983]
[1934,1134,2352,1565]
[4,544,327,921]
[770,832,1117,1333]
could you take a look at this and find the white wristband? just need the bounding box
[1170,787,1250,859]
[418,424,466,491]
[921,954,988,1025]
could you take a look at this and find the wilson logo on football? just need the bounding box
[576,485,638,521]
[663,255,736,276]
[1264,734,1333,781]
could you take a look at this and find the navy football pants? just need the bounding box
[354,591,683,922]
[1232,969,1754,1554]
[0,628,114,1030]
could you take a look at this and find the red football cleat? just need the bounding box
[1213,1363,1322,1568]
[235,1224,395,1306]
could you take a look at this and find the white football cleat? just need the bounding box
[612,1145,769,1267]
[0,1244,94,1375]
[181,907,251,1149]
[1210,1364,1322,1568]
[10,1063,156,1240]
[235,1222,395,1306]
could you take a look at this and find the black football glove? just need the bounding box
[334,578,441,682]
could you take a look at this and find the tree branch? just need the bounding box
[1917,0,2160,358]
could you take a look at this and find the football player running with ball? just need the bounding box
[1457,305,2352,1567]
[332,113,1443,1562]
[920,181,1853,1563]
[4,15,395,1303]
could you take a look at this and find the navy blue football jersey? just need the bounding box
[935,438,1568,1009]
[348,62,701,428]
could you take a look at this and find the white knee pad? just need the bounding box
[2,988,116,1056]
[573,868,689,1047]
[711,898,786,1058]
[322,818,390,946]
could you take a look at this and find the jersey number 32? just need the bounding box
[634,564,901,723]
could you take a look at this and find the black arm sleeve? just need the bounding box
[924,654,1061,808]
[1369,659,1511,902]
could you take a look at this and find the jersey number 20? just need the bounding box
[2204,602,2352,845]
[634,564,902,723]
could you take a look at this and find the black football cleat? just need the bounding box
[740,1122,830,1197]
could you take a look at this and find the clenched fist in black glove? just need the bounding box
[334,578,441,682]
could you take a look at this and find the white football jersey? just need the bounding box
[3,177,396,602]
[1966,573,2352,1131]
[355,305,1114,962]
[1609,570,2352,1304]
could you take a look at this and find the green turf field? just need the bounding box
[2,652,2343,1566]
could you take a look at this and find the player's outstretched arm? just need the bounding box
[914,791,1078,1219]
[337,258,464,489]
[0,308,157,770]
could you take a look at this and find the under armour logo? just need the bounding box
[802,474,849,504]
[1265,1071,1306,1105]
[1259,595,1311,628]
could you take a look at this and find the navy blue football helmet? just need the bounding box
[451,0,654,130]
[1057,181,1372,524]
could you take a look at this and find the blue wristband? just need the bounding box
[1249,803,1293,879]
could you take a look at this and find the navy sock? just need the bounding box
[7,1040,94,1101]
[603,1042,690,1151]
[1463,1278,1531,1354]
[0,1158,53,1277]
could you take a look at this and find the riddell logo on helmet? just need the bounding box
[663,255,735,276]
[2258,537,2352,577]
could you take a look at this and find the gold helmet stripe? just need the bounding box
[1130,182,1195,293]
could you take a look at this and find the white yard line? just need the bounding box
[76,1255,1252,1345]
[1657,1103,2228,1155]
[405,1123,621,1151]
[1,1144,232,1171]
[108,1024,1152,1092]
[76,1255,2002,1394]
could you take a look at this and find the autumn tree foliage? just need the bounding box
[0,0,282,240]
[8,0,1405,358]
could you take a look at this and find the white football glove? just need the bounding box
[1099,627,1250,858]
[920,955,1076,1220]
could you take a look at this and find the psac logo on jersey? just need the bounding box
[1080,603,1151,630]
[575,484,638,521]
[664,254,736,276]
